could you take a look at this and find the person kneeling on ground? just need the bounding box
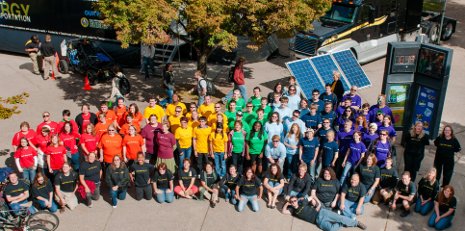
[54,163,78,212]
[152,163,175,203]
[339,173,366,220]
[415,167,439,215]
[391,171,416,217]
[283,196,367,231]
[174,159,199,199]
[220,165,241,205]
[79,152,102,208]
[428,185,457,230]
[130,153,154,201]
[236,167,263,212]
[106,155,129,208]
[372,157,398,205]
[31,172,58,213]
[199,162,220,208]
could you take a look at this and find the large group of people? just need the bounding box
[2,68,461,231]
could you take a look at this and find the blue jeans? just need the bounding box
[225,84,247,101]
[198,95,205,106]
[303,160,317,181]
[69,152,80,171]
[143,57,155,78]
[221,185,237,205]
[214,152,226,177]
[22,168,36,184]
[178,147,192,170]
[35,199,58,213]
[285,154,298,179]
[428,211,453,230]
[364,188,374,203]
[110,188,127,206]
[340,162,354,186]
[316,208,358,231]
[9,200,37,215]
[266,181,283,195]
[341,199,364,220]
[155,188,174,203]
[237,194,259,212]
[415,199,434,215]
[160,88,174,106]
[288,190,308,199]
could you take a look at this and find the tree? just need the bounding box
[96,0,331,74]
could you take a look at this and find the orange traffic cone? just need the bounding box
[83,74,92,90]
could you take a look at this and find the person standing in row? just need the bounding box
[403,121,430,182]
[130,153,154,201]
[433,125,461,187]
[40,34,60,80]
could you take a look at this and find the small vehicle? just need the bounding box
[59,38,116,85]
[0,182,60,231]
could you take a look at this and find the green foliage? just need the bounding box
[0,92,29,119]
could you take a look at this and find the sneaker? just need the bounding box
[88,202,93,208]
[112,205,117,209]
[337,209,341,215]
[210,201,216,208]
[357,221,367,230]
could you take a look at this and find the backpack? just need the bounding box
[199,78,216,96]
[228,66,235,83]
[117,74,131,95]
[0,167,13,183]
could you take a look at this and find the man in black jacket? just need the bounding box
[40,34,60,80]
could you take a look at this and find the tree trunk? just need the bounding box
[197,52,208,76]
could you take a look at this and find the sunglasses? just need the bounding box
[323,122,330,124]
[272,140,279,143]
[43,115,50,118]
[108,129,115,132]
[176,111,182,113]
[381,134,388,136]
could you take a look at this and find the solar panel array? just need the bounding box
[286,49,371,99]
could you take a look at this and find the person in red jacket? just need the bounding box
[14,137,38,183]
[223,57,247,102]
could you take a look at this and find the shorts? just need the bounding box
[249,154,262,165]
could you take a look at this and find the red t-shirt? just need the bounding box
[11,130,36,147]
[122,135,144,160]
[59,132,81,154]
[80,113,92,133]
[156,132,176,159]
[33,134,50,152]
[36,121,59,134]
[46,145,66,170]
[57,120,79,134]
[79,133,98,154]
[114,106,128,127]
[14,147,37,168]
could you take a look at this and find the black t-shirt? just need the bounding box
[54,171,78,193]
[130,163,154,187]
[312,178,340,203]
[238,177,262,196]
[417,178,439,200]
[25,40,39,53]
[379,167,398,189]
[178,167,197,187]
[395,180,416,197]
[200,171,220,187]
[4,180,29,197]
[264,172,284,185]
[79,161,101,183]
[437,196,457,215]
[152,170,174,189]
[434,136,461,159]
[221,174,241,190]
[342,183,366,202]
[31,181,53,199]
[404,132,430,154]
[289,198,318,224]
[287,173,312,196]
[358,164,380,189]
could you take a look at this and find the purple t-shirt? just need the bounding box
[337,130,354,156]
[362,133,379,148]
[156,132,176,159]
[342,94,362,108]
[368,105,394,124]
[141,123,162,154]
[347,142,367,165]
[374,141,390,167]
[378,125,397,137]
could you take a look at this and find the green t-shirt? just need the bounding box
[225,110,237,129]
[248,96,262,111]
[231,131,246,153]
[249,118,267,128]
[247,131,268,155]
[261,106,272,119]
[243,111,257,126]
[227,98,246,111]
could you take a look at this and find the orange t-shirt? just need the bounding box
[98,133,123,163]
[114,106,128,127]
[119,123,141,136]
[122,112,144,127]
[94,122,110,141]
[122,135,144,160]
[97,110,117,125]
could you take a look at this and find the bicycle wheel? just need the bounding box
[28,225,51,231]
[26,211,59,231]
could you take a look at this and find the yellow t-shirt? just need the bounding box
[208,112,228,127]
[168,116,181,133]
[143,105,165,123]
[209,132,228,153]
[193,126,212,153]
[166,102,187,117]
[175,126,193,149]
[188,119,200,129]
[198,103,215,119]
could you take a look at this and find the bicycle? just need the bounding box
[0,201,59,231]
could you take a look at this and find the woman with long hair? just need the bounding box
[357,153,380,203]
[340,131,367,185]
[209,123,228,178]
[263,163,285,209]
[54,163,78,211]
[220,165,241,205]
[354,115,368,133]
[404,121,430,181]
[46,134,67,176]
[124,103,144,127]
[122,125,145,166]
[267,82,283,106]
[264,112,284,143]
[174,159,199,199]
[59,121,81,170]
[79,124,97,161]
[428,185,457,230]
[105,155,129,208]
[199,162,220,208]
[415,168,439,215]
[236,167,263,212]
[247,121,268,175]
[379,115,397,144]
[31,172,57,213]
[14,137,38,183]
[433,125,461,186]
[228,120,248,174]
[283,123,301,179]
[310,167,340,209]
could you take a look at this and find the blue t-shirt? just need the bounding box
[374,141,390,167]
[321,111,337,126]
[284,134,299,155]
[347,142,367,165]
[310,100,325,113]
[316,128,332,147]
[337,130,354,156]
[299,137,319,163]
[301,113,322,130]
[322,141,339,167]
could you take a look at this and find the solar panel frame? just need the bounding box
[332,50,372,90]
[286,59,325,99]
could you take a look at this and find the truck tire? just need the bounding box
[428,23,440,44]
[58,60,69,74]
[441,22,454,41]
